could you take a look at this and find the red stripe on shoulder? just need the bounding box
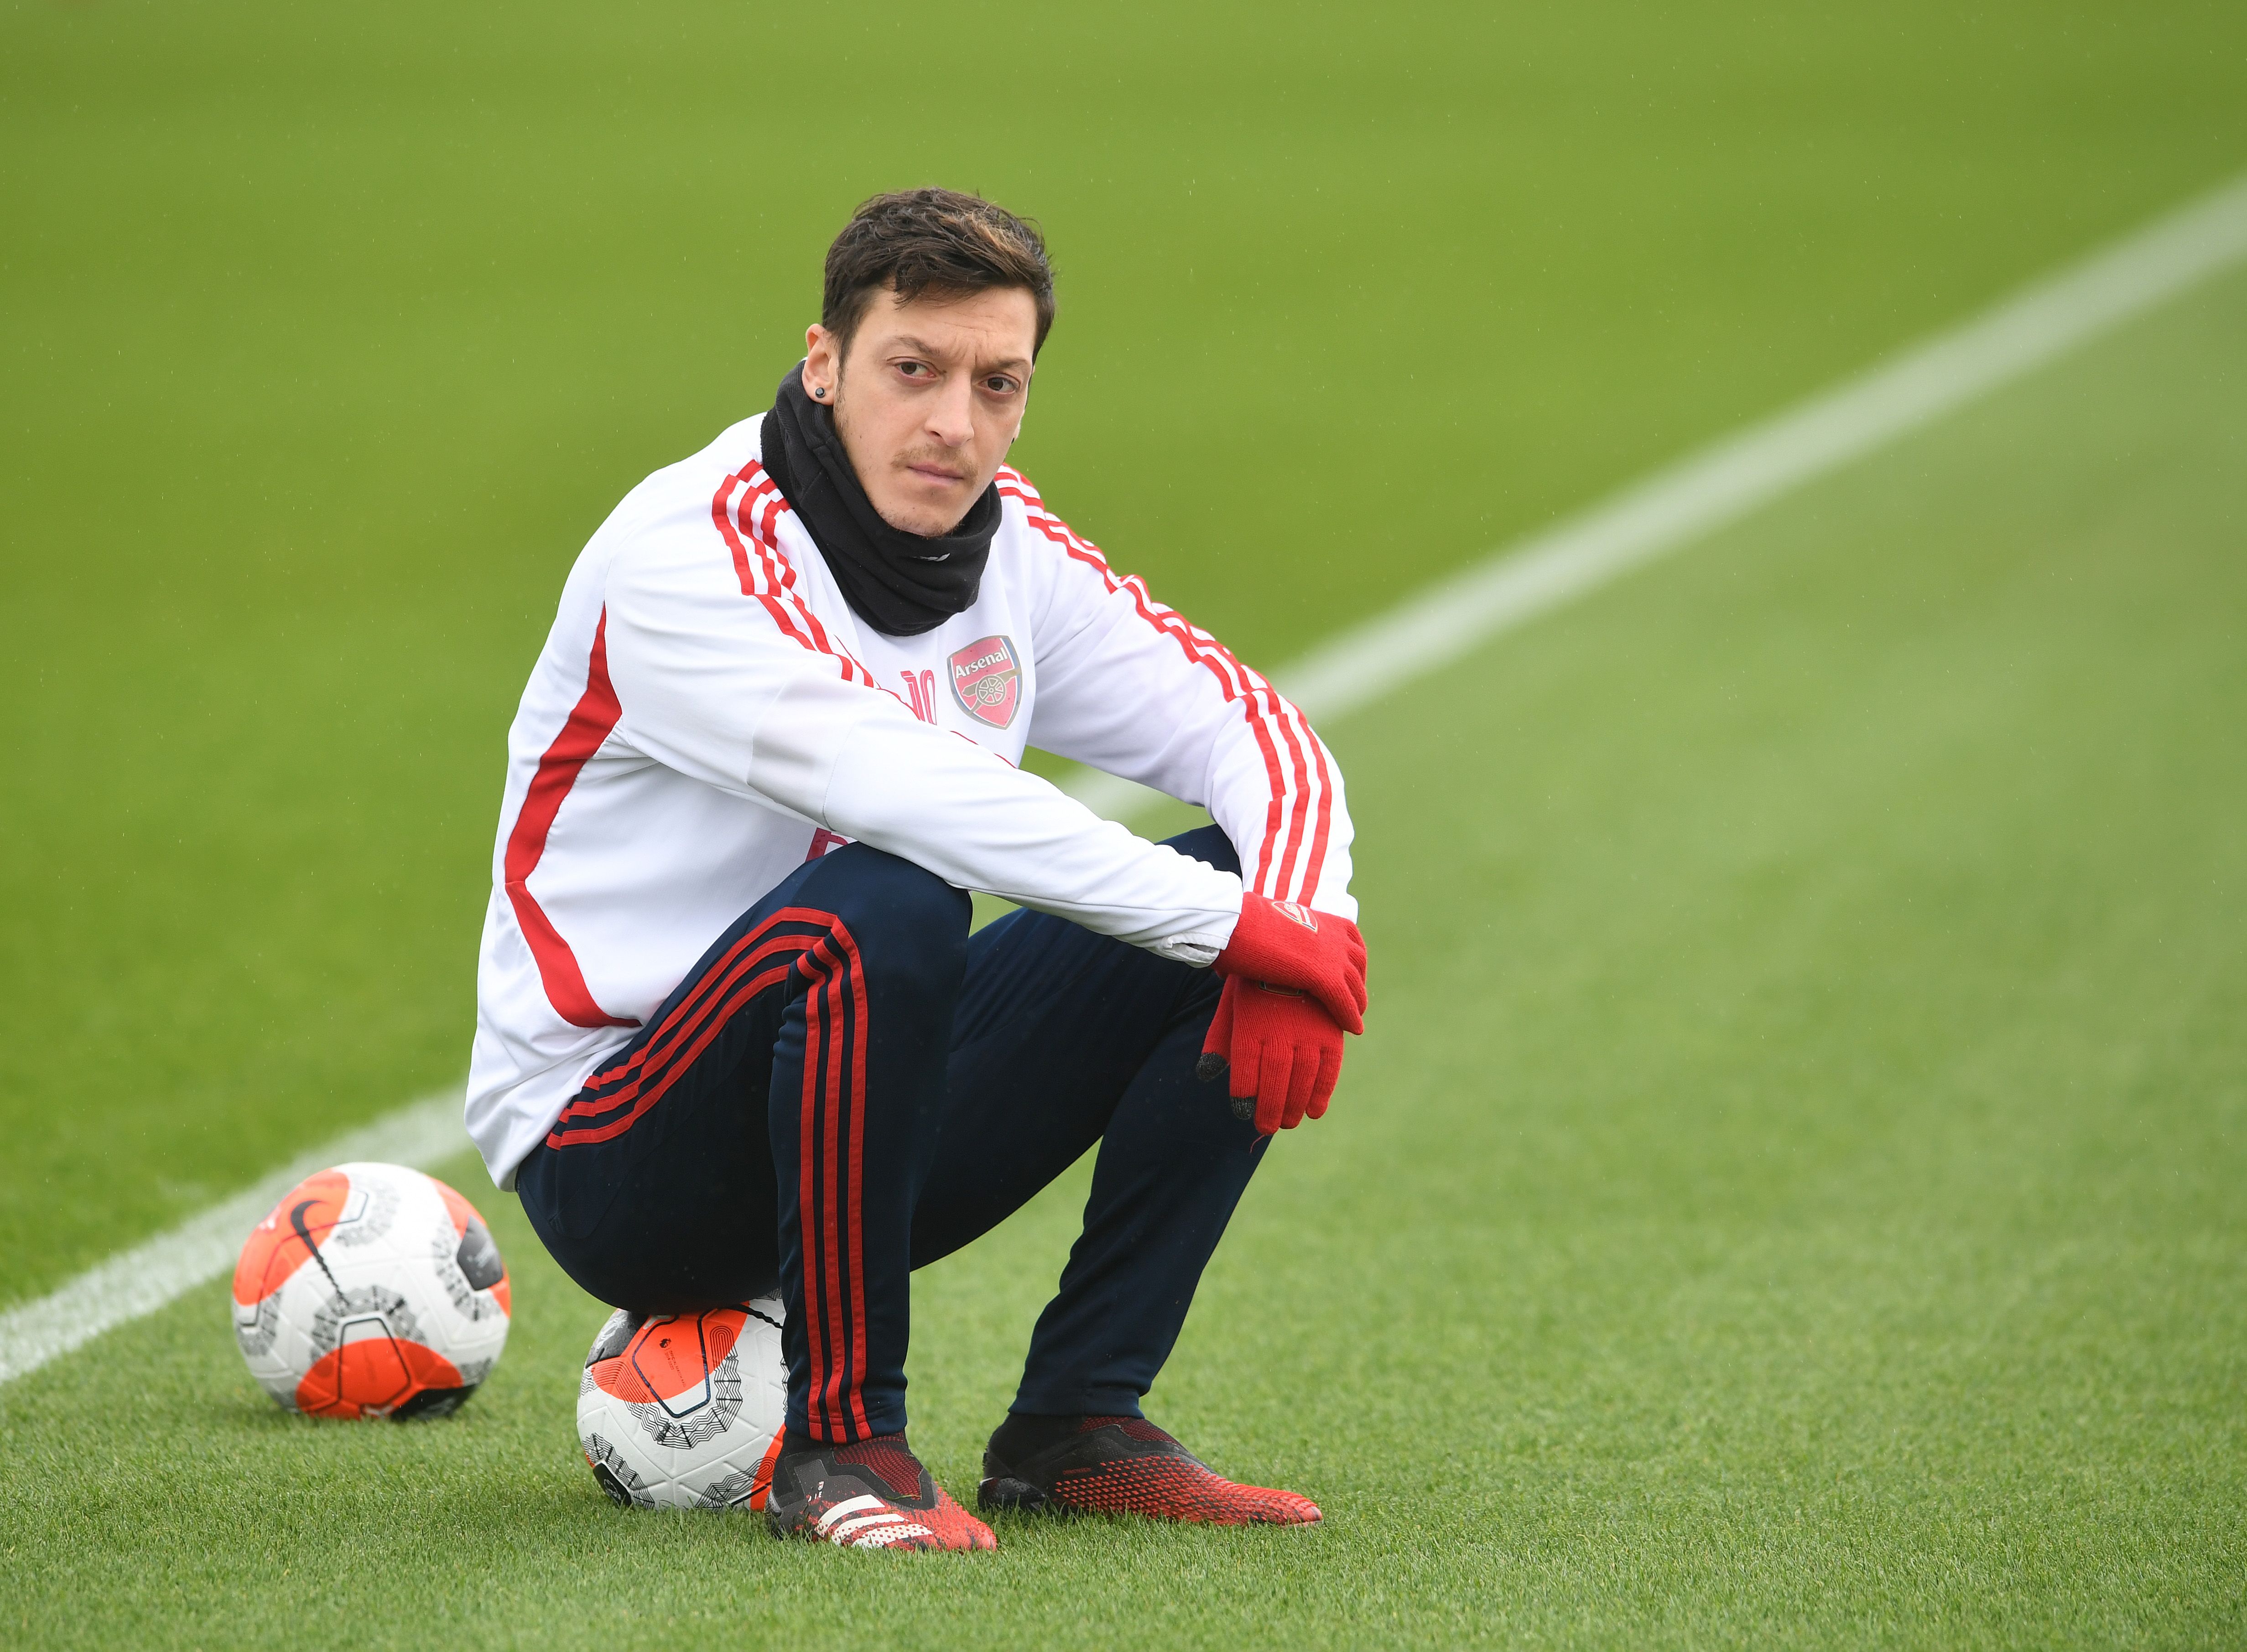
[710,455,881,689]
[502,610,641,1030]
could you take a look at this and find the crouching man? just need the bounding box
[468,188,1367,1551]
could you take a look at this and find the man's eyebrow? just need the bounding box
[886,333,1031,373]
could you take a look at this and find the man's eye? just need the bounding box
[983,377,1019,395]
[897,361,929,378]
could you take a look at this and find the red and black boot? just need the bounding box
[766,1431,997,1551]
[978,1413,1321,1525]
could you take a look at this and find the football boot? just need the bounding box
[978,1413,1321,1525]
[765,1431,996,1551]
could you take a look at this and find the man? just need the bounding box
[468,188,1366,1552]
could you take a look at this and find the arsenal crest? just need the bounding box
[948,634,1022,729]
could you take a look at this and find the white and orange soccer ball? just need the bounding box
[232,1160,512,1419]
[577,1299,788,1511]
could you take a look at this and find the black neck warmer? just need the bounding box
[760,364,1000,637]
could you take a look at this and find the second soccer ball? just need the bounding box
[232,1160,511,1419]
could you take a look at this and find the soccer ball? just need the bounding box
[577,1298,788,1511]
[231,1160,512,1419]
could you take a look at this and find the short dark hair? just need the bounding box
[822,187,1056,359]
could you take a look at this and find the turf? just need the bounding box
[7,215,2247,1650]
[4,0,2247,1291]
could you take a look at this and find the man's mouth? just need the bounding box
[904,460,966,486]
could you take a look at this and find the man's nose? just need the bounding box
[926,375,976,447]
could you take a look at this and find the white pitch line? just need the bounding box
[1063,168,2247,824]
[5,171,2247,1390]
[0,1089,466,1386]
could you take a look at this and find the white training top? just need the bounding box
[466,412,1354,1186]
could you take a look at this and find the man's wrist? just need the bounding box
[1148,923,1235,968]
[1146,886,1243,968]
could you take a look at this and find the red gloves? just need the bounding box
[1212,893,1368,1032]
[1199,894,1369,1135]
[1201,980,1344,1133]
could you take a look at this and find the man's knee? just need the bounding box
[1163,823,1241,879]
[800,843,971,984]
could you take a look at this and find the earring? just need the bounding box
[812,386,826,399]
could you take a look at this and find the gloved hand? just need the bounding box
[1209,894,1367,1034]
[1195,894,1369,1134]
[1199,977,1348,1134]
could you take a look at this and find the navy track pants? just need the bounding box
[516,825,1266,1441]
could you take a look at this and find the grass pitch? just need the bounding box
[5,2,2247,1647]
[8,249,2246,1652]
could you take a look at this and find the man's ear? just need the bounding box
[802,325,841,404]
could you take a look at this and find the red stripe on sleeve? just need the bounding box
[1268,711,1316,901]
[997,469,1330,903]
[1299,732,1336,901]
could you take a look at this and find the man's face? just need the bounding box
[802,285,1037,537]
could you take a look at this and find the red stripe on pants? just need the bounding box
[797,920,874,1441]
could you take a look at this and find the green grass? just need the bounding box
[4,0,2247,1291]
[5,1,2247,1645]
[8,203,2247,1652]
